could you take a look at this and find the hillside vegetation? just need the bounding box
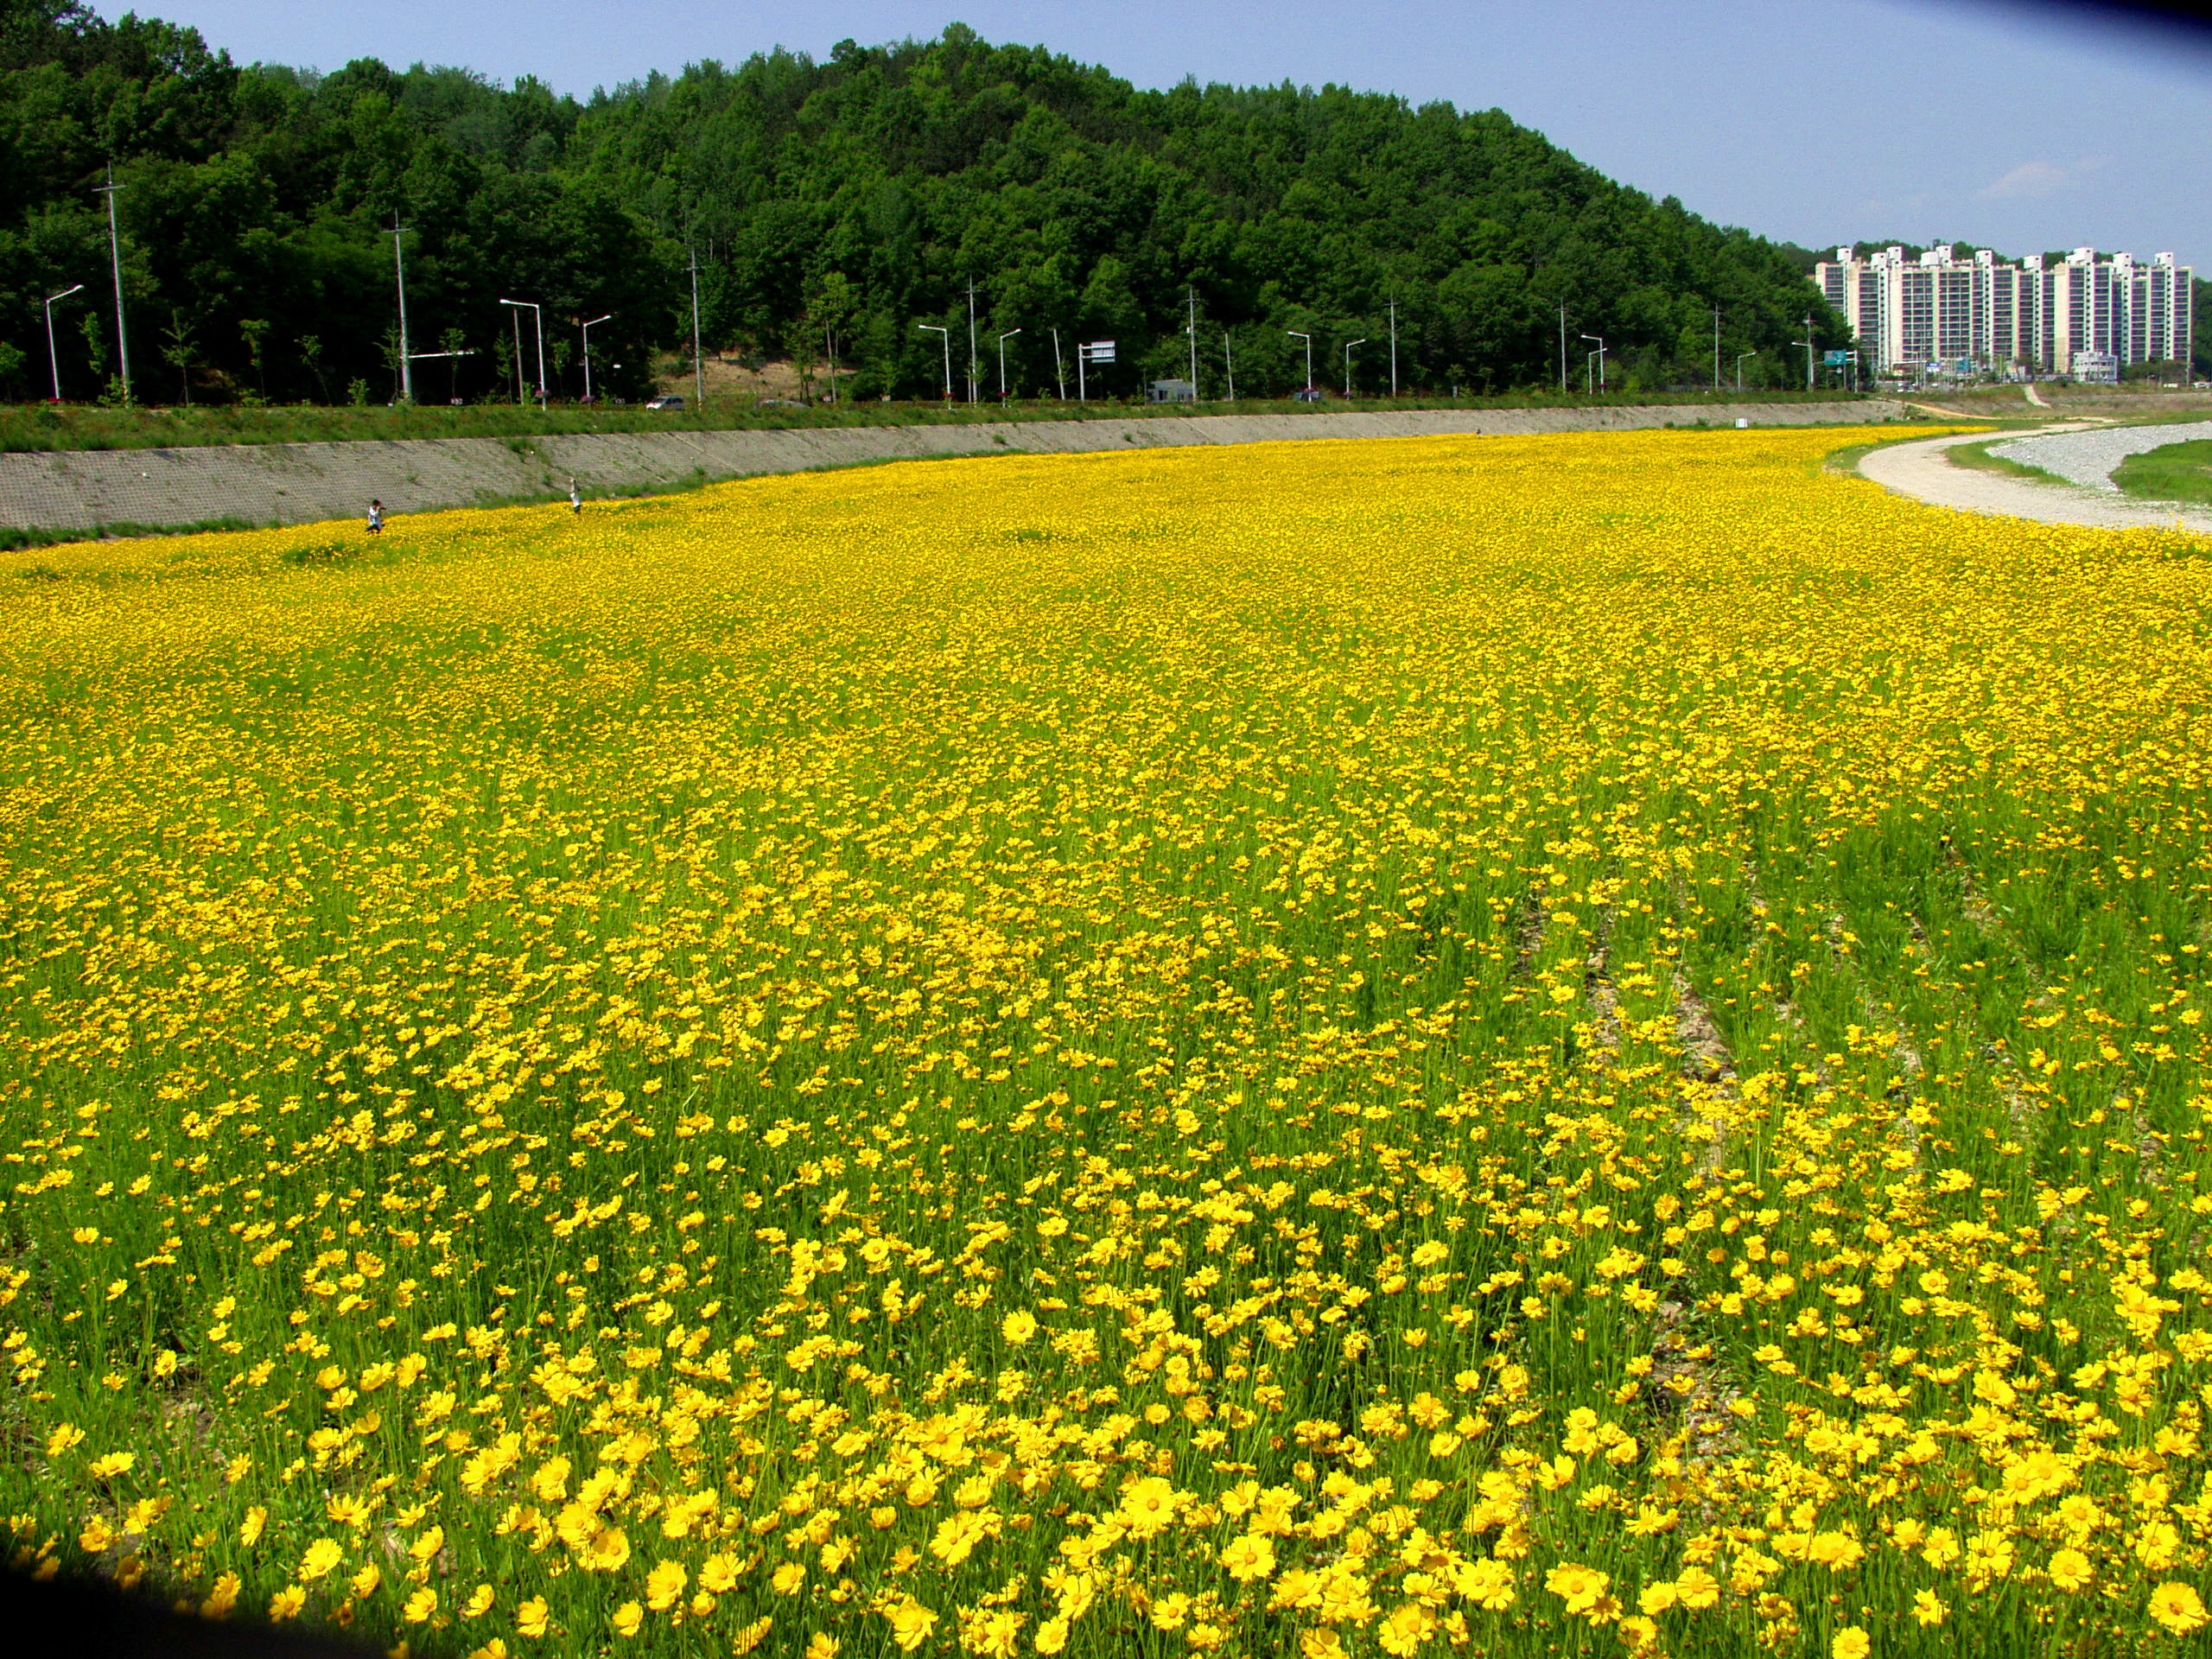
[0,3,1845,405]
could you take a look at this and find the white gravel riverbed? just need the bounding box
[1987,420,2212,491]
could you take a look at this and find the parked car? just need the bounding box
[644,395,684,410]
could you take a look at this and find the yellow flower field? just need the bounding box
[4,426,2212,1658]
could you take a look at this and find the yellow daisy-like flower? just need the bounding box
[884,1595,938,1654]
[297,1538,342,1584]
[2048,1550,2091,1593]
[611,1600,643,1638]
[1220,1532,1275,1582]
[1912,1590,1946,1626]
[645,1560,687,1612]
[1000,1309,1039,1345]
[1833,1627,1872,1659]
[1544,1563,1608,1616]
[772,1560,807,1595]
[518,1597,550,1638]
[268,1586,306,1623]
[2150,1583,2209,1636]
[403,1587,437,1624]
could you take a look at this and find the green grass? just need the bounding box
[1942,436,2071,486]
[2113,438,2212,505]
[0,389,1875,454]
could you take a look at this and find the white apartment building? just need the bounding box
[1814,244,2193,376]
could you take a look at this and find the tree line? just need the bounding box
[0,3,1857,406]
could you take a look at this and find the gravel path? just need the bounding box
[1987,420,2212,490]
[1858,429,2212,532]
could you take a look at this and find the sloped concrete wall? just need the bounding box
[0,401,1905,532]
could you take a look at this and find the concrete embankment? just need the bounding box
[0,400,1905,532]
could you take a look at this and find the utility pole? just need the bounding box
[1185,286,1201,397]
[393,213,412,404]
[1558,303,1567,396]
[1713,305,1720,395]
[1224,329,1235,401]
[964,276,980,404]
[1804,312,1815,388]
[1388,300,1398,397]
[1052,327,1065,401]
[96,167,130,405]
[687,245,705,405]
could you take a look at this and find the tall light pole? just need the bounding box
[997,327,1020,402]
[1713,305,1721,394]
[919,323,950,400]
[392,213,413,403]
[581,314,612,403]
[1387,300,1398,397]
[94,167,130,406]
[1580,334,1605,394]
[960,277,977,407]
[1736,350,1756,391]
[500,299,545,409]
[1343,338,1366,398]
[1287,329,1313,392]
[1558,303,1568,395]
[1051,327,1065,401]
[1792,315,1815,388]
[1185,286,1200,397]
[1224,329,1236,401]
[42,283,84,403]
[687,246,705,406]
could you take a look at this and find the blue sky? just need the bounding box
[93,0,2212,268]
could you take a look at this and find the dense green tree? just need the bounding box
[0,3,1846,404]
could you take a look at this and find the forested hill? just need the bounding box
[0,4,1847,404]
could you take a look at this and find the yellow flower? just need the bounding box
[518,1597,550,1638]
[350,1564,381,1599]
[46,1423,85,1459]
[884,1595,938,1653]
[1377,1602,1436,1656]
[701,1553,740,1594]
[298,1538,343,1583]
[238,1506,266,1547]
[1301,1632,1345,1659]
[1453,1557,1515,1611]
[772,1561,807,1595]
[1118,1476,1178,1539]
[200,1573,241,1620]
[1544,1563,1609,1616]
[805,1636,837,1659]
[1220,1532,1275,1582]
[404,1587,437,1624]
[2150,1583,2209,1636]
[1001,1310,1039,1346]
[1912,1590,1946,1625]
[1832,1628,1871,1659]
[611,1600,642,1638]
[87,1452,134,1479]
[464,1583,495,1619]
[579,1524,630,1573]
[645,1560,687,1611]
[1672,1567,1720,1610]
[2048,1550,2091,1592]
[269,1586,306,1622]
[78,1516,115,1554]
[1033,1617,1071,1656]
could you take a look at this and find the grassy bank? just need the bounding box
[0,390,1872,454]
[2113,437,2212,505]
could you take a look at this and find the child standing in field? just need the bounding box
[569,478,582,516]
[367,499,384,535]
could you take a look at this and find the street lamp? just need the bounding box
[1736,351,1756,391]
[42,283,84,403]
[1287,329,1313,392]
[499,298,546,409]
[1790,328,1816,390]
[1343,338,1366,398]
[1580,334,1606,394]
[918,323,951,400]
[997,327,1021,402]
[580,314,612,404]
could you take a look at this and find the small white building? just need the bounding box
[1147,379,1196,404]
[2069,350,2120,385]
